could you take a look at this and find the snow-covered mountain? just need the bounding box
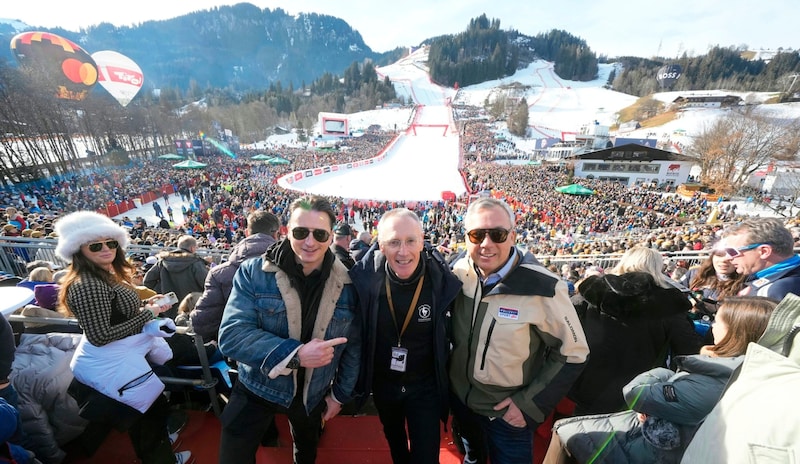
[265,46,800,158]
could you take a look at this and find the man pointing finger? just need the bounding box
[293,337,349,368]
[218,195,362,464]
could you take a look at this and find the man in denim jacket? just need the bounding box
[218,195,361,464]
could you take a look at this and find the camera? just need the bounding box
[687,291,717,320]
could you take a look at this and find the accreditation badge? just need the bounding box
[390,346,408,372]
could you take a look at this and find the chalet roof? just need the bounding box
[671,94,743,104]
[573,143,695,162]
[614,138,657,148]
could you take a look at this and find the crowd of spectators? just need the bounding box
[1,119,796,280]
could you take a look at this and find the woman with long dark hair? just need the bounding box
[681,246,748,310]
[55,211,191,464]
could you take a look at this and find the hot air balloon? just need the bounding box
[656,64,682,90]
[91,50,144,107]
[10,31,98,101]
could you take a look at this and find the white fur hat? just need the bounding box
[54,211,130,262]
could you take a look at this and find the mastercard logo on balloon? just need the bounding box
[10,31,98,101]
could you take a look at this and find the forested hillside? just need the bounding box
[611,46,800,98]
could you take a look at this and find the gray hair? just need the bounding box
[725,218,794,257]
[177,235,198,252]
[377,208,423,242]
[465,198,516,229]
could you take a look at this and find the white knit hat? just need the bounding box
[54,211,130,262]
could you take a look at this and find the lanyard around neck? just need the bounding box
[385,274,425,347]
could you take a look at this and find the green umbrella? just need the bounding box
[251,154,272,160]
[172,160,207,169]
[158,153,184,160]
[267,157,290,165]
[555,184,595,195]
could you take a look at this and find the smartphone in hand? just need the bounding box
[155,292,179,307]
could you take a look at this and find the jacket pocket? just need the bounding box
[326,303,355,339]
[747,444,793,463]
[473,316,529,387]
[256,295,289,335]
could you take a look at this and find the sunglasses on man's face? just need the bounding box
[86,240,119,252]
[466,228,510,244]
[725,242,767,258]
[291,227,331,242]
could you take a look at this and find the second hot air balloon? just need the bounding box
[92,50,144,107]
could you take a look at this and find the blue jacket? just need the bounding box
[349,242,462,423]
[741,260,800,300]
[219,255,361,414]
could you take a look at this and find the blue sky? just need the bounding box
[2,0,796,57]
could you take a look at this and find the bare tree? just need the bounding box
[687,107,800,193]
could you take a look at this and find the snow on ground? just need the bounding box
[456,61,638,134]
[278,48,464,202]
[237,49,800,212]
[113,191,194,227]
[284,124,465,202]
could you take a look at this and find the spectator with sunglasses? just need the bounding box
[448,198,590,464]
[53,211,191,464]
[722,218,800,300]
[218,195,361,464]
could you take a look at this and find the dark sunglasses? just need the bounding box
[87,240,119,252]
[466,228,510,244]
[291,227,331,242]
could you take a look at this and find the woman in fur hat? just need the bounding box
[568,246,703,416]
[54,211,191,464]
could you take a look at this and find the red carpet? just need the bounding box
[63,411,468,464]
[62,399,567,463]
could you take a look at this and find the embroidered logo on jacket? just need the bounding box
[417,304,432,322]
[498,307,519,320]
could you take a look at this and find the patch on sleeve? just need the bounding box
[497,307,519,320]
[662,385,679,402]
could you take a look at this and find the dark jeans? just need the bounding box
[68,379,173,463]
[450,394,534,464]
[372,377,441,464]
[219,380,324,464]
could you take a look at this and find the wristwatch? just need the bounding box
[287,353,301,370]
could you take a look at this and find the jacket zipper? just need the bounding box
[118,370,155,396]
[480,318,496,370]
[464,281,481,405]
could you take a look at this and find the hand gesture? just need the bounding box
[297,337,347,368]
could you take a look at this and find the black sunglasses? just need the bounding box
[466,228,510,244]
[87,240,119,252]
[291,227,331,242]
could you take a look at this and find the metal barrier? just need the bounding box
[534,249,713,271]
[0,236,230,276]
